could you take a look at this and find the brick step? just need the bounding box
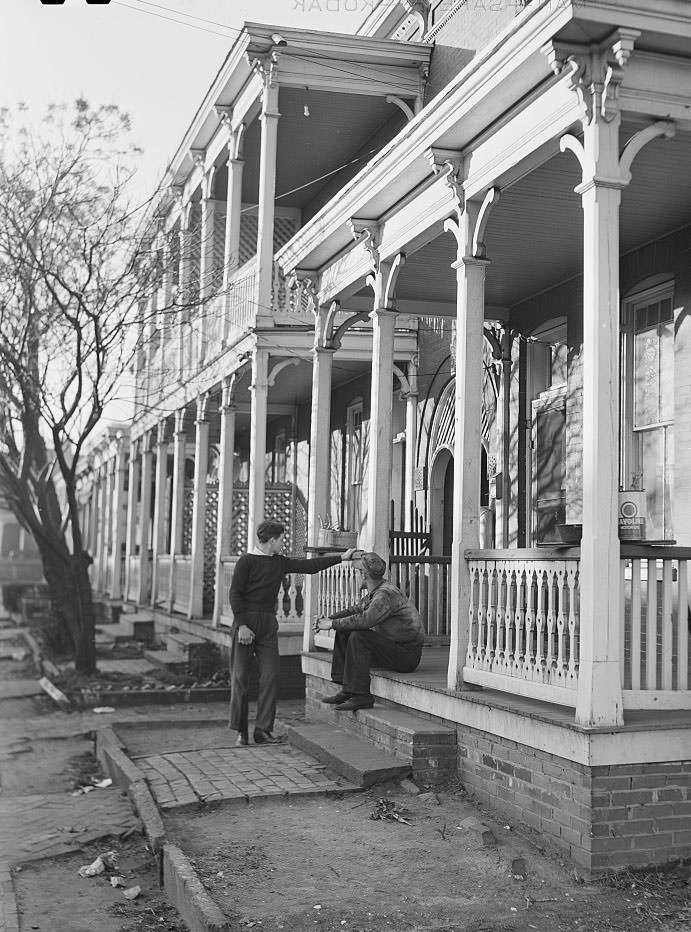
[142,648,188,673]
[165,629,208,658]
[285,722,411,787]
[307,682,457,785]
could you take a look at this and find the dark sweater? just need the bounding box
[229,553,342,628]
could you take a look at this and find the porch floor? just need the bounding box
[306,647,691,735]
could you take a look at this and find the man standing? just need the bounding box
[229,519,355,746]
[313,551,424,711]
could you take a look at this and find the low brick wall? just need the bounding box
[459,727,691,876]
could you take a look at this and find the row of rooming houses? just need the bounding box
[77,0,691,876]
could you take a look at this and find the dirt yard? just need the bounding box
[164,780,691,932]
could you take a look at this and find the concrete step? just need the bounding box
[307,682,457,785]
[165,629,207,658]
[286,722,411,787]
[142,648,188,673]
[99,616,155,645]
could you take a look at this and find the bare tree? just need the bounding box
[0,100,190,672]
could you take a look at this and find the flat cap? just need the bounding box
[360,551,387,578]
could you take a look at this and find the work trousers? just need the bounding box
[229,610,279,734]
[331,629,423,697]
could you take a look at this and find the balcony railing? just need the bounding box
[226,258,258,339]
[464,549,581,707]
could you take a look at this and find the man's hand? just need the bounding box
[312,616,332,633]
[341,548,358,561]
[237,624,254,646]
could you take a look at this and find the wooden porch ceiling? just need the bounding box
[367,124,691,313]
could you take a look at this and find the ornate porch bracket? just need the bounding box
[288,269,319,316]
[542,28,640,125]
[369,251,406,311]
[386,95,416,122]
[195,392,210,425]
[314,300,370,351]
[221,372,240,411]
[426,147,465,217]
[444,186,500,260]
[403,0,431,37]
[560,120,675,188]
[214,104,233,128]
[349,219,380,270]
[190,147,206,170]
[268,357,301,386]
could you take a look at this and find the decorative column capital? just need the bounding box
[543,28,640,126]
[315,300,369,351]
[195,392,210,424]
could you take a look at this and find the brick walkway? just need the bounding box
[0,789,139,867]
[133,743,355,810]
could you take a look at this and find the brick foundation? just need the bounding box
[459,726,691,876]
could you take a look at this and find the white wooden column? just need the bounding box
[110,436,127,601]
[248,348,269,548]
[544,29,668,725]
[404,360,419,531]
[93,465,107,593]
[150,421,169,607]
[104,458,116,594]
[189,394,210,618]
[304,344,335,650]
[366,308,397,558]
[137,433,154,605]
[124,441,140,601]
[198,167,217,361]
[446,201,490,691]
[223,139,245,292]
[168,409,187,612]
[213,377,238,626]
[256,73,280,327]
[177,205,192,380]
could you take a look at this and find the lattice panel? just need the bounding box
[273,216,299,253]
[182,483,194,554]
[239,215,258,266]
[228,484,304,555]
[203,484,218,615]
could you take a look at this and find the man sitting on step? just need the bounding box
[313,551,424,712]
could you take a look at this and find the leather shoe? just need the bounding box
[253,728,279,745]
[322,691,351,705]
[235,730,248,747]
[334,695,374,712]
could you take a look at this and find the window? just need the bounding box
[622,283,675,540]
[345,400,364,532]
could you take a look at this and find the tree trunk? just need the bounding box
[40,547,96,675]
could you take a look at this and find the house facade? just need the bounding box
[79,0,691,875]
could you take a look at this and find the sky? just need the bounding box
[3,0,368,196]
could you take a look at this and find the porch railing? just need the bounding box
[155,555,171,606]
[127,556,140,602]
[465,549,581,707]
[217,556,304,627]
[172,556,192,614]
[390,556,451,639]
[621,546,691,709]
[317,561,361,618]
